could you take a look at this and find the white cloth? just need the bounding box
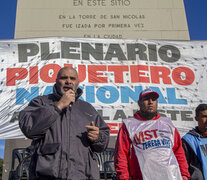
[124,117,182,180]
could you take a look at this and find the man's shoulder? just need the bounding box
[157,116,176,128]
[32,93,53,98]
[123,117,141,126]
[76,99,96,111]
[159,116,172,122]
[182,131,199,143]
[182,133,194,139]
[77,99,92,106]
[30,94,56,104]
[183,128,204,139]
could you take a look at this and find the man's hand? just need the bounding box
[56,89,75,110]
[85,121,99,142]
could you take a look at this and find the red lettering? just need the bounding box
[134,129,158,144]
[107,123,122,135]
[29,66,38,84]
[88,65,107,83]
[151,129,158,138]
[7,68,28,86]
[172,67,195,85]
[150,66,171,84]
[144,130,153,140]
[134,131,145,144]
[134,134,140,145]
[108,65,129,83]
[40,64,61,83]
[130,65,150,83]
[78,65,86,82]
[138,131,144,142]
[63,64,72,67]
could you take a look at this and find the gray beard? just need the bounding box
[138,110,157,120]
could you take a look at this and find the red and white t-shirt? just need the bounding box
[114,112,190,180]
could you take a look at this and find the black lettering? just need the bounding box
[167,110,179,120]
[81,43,103,60]
[181,111,193,121]
[10,112,19,123]
[73,0,83,6]
[18,43,39,62]
[41,43,60,60]
[61,41,80,59]
[158,45,180,63]
[148,44,157,62]
[113,110,127,120]
[127,43,147,61]
[105,44,127,60]
[157,110,167,117]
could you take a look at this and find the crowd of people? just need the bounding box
[19,67,206,180]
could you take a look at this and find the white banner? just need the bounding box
[0,37,206,138]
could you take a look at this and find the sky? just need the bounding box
[184,0,207,40]
[0,0,206,159]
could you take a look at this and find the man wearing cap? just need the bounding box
[114,88,190,180]
[182,103,207,180]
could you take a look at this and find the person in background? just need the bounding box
[19,66,110,180]
[182,103,207,180]
[114,88,190,180]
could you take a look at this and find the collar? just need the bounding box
[134,111,160,120]
[188,127,207,138]
[203,132,207,137]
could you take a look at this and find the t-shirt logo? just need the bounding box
[134,129,158,144]
[133,129,171,150]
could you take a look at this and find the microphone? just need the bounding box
[65,87,76,109]
[69,102,73,108]
[67,87,74,109]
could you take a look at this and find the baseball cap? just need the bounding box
[139,88,159,101]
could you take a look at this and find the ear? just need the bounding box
[195,116,198,122]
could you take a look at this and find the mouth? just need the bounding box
[63,86,73,91]
[148,106,154,109]
[147,107,155,112]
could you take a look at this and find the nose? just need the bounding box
[65,78,71,84]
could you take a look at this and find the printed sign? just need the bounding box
[0,37,206,138]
